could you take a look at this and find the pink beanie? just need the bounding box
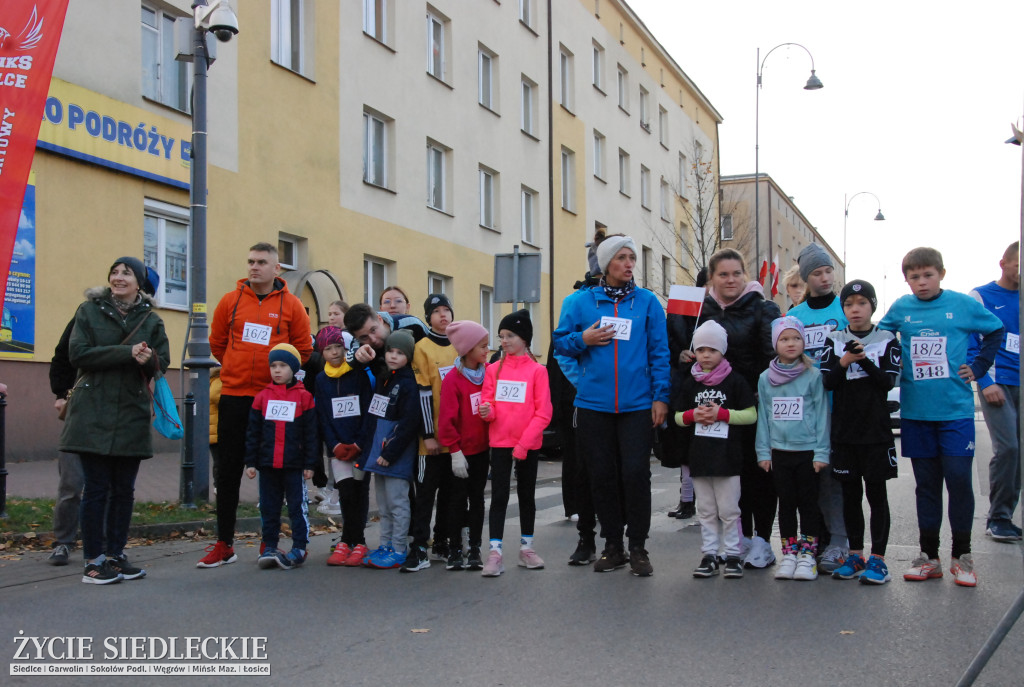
[446,320,489,357]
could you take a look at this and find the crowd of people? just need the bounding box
[47,236,1021,588]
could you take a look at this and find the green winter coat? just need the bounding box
[59,287,171,458]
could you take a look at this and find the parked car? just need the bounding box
[887,387,901,434]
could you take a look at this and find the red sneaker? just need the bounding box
[327,541,351,566]
[196,541,237,568]
[344,544,369,567]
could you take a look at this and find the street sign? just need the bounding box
[494,246,541,305]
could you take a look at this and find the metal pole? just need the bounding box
[754,48,760,277]
[843,193,848,268]
[0,394,6,518]
[512,244,520,312]
[180,392,197,507]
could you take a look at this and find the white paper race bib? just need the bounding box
[803,325,829,351]
[438,365,455,380]
[910,336,948,380]
[495,380,527,403]
[295,369,306,382]
[838,341,884,381]
[600,316,632,341]
[694,420,729,439]
[772,396,804,421]
[368,393,389,417]
[332,395,360,419]
[241,322,272,345]
[470,392,482,415]
[1007,333,1019,355]
[265,400,296,422]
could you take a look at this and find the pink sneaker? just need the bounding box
[481,550,504,577]
[518,549,545,569]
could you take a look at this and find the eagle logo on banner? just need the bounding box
[0,5,45,51]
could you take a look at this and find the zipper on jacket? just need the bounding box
[613,301,619,413]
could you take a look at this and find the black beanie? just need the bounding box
[840,279,877,312]
[499,309,533,347]
[110,257,155,296]
[423,293,453,321]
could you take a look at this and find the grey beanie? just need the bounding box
[596,235,638,274]
[797,243,834,282]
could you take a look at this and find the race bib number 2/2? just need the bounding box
[772,397,804,421]
[332,396,360,419]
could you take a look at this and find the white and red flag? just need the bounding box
[667,285,705,318]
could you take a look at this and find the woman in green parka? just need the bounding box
[60,257,170,585]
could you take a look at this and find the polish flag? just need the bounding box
[758,259,768,285]
[667,285,705,317]
[768,253,779,298]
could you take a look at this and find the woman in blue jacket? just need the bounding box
[553,234,670,577]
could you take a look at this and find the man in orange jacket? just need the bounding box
[197,242,313,568]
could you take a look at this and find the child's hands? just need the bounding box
[478,401,492,419]
[245,467,256,479]
[376,456,390,467]
[758,460,772,472]
[812,461,828,473]
[512,446,528,460]
[423,438,441,455]
[694,403,719,425]
[303,469,313,480]
[958,364,975,384]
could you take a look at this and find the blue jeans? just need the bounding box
[979,384,1021,524]
[258,468,309,551]
[79,454,141,561]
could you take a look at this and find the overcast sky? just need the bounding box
[627,0,1024,310]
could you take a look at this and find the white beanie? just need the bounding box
[596,235,638,274]
[691,320,728,355]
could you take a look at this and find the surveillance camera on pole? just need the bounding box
[194,0,238,42]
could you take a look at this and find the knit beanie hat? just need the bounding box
[771,316,806,350]
[424,293,454,321]
[797,243,834,282]
[839,279,877,312]
[110,257,156,296]
[269,343,301,374]
[315,326,346,352]
[596,235,638,274]
[446,320,489,358]
[385,329,416,361]
[691,320,728,355]
[499,309,533,347]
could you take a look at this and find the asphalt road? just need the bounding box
[2,427,1023,686]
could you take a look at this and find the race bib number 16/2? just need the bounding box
[772,397,804,421]
[242,322,272,345]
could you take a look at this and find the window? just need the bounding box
[617,65,628,111]
[618,149,630,195]
[642,246,653,289]
[593,131,605,180]
[640,165,651,209]
[480,287,495,348]
[560,147,576,212]
[271,0,307,74]
[426,8,450,82]
[428,272,451,296]
[721,214,734,241]
[521,76,537,136]
[363,109,392,188]
[658,106,668,146]
[521,186,537,245]
[426,140,450,212]
[519,0,533,28]
[660,178,671,221]
[592,41,605,90]
[143,199,190,310]
[662,256,672,295]
[679,153,689,199]
[479,46,498,111]
[639,86,650,130]
[141,5,189,112]
[364,256,391,304]
[363,0,389,44]
[479,166,499,230]
[278,237,297,270]
[559,45,574,111]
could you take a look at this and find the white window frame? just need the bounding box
[363,256,391,304]
[479,166,499,231]
[660,178,671,221]
[639,86,650,130]
[642,246,653,289]
[721,214,734,241]
[640,165,651,209]
[560,147,576,212]
[271,0,305,74]
[428,272,451,296]
[617,65,628,111]
[519,0,533,28]
[478,46,496,111]
[662,256,672,296]
[559,45,574,111]
[426,9,449,82]
[278,237,298,270]
[592,40,605,91]
[593,131,605,180]
[363,109,391,188]
[618,149,630,195]
[141,4,190,113]
[521,76,537,136]
[658,106,668,147]
[480,286,496,348]
[363,0,389,44]
[427,141,449,212]
[143,199,190,311]
[521,186,537,245]
[679,153,689,200]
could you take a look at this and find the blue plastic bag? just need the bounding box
[152,375,183,440]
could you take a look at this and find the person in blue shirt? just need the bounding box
[787,242,850,573]
[878,247,1003,587]
[967,241,1022,543]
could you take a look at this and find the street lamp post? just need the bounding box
[843,191,885,272]
[755,43,823,277]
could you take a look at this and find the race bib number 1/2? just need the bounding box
[332,396,360,419]
[242,322,272,345]
[772,397,804,421]
[803,326,829,351]
[368,394,389,417]
[495,380,527,403]
[600,316,632,341]
[265,400,296,422]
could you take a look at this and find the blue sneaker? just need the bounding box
[832,552,866,580]
[859,555,891,585]
[368,546,407,569]
[276,549,307,570]
[257,548,280,570]
[986,520,1023,542]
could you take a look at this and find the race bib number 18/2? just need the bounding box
[910,336,948,380]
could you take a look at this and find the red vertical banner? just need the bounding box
[0,1,69,304]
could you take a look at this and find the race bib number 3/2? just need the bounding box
[241,322,272,345]
[495,380,527,403]
[910,336,948,381]
[600,316,632,341]
[265,400,296,422]
[470,392,482,415]
[772,396,804,421]
[368,394,390,418]
[332,395,360,419]
[694,420,729,439]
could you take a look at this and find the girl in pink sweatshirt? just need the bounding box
[478,310,552,576]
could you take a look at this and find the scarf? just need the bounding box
[691,358,732,387]
[456,356,485,386]
[767,357,807,386]
[600,276,636,301]
[323,361,347,378]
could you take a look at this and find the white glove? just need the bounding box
[451,450,469,479]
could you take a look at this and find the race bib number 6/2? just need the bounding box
[772,396,804,421]
[495,380,527,403]
[266,400,296,422]
[694,420,729,439]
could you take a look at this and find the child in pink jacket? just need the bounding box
[478,310,552,577]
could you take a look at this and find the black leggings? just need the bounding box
[336,477,367,547]
[841,479,890,556]
[488,448,538,541]
[772,450,822,541]
[447,451,489,549]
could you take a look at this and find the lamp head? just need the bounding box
[874,210,885,221]
[804,70,823,90]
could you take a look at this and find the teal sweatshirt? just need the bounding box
[755,362,830,464]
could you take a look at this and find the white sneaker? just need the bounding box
[739,536,753,560]
[313,486,335,503]
[775,553,797,580]
[950,554,977,587]
[818,544,847,574]
[317,497,341,515]
[743,536,777,569]
[793,552,818,580]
